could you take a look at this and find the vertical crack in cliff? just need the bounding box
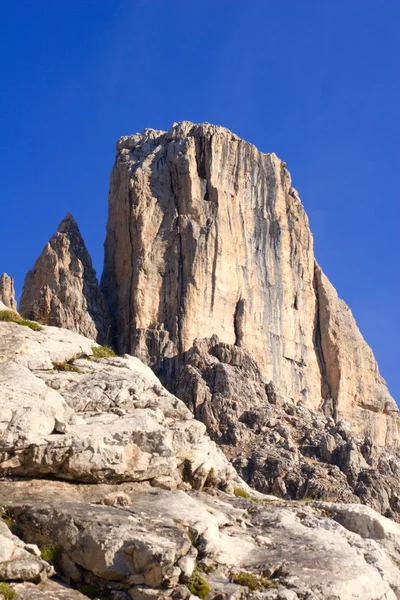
[127,185,136,355]
[234,298,245,346]
[200,133,219,313]
[176,216,184,358]
[211,218,218,312]
[312,263,337,420]
[167,160,185,362]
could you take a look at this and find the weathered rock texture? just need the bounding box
[101,121,398,446]
[0,273,16,310]
[0,321,237,489]
[20,213,110,344]
[2,319,400,599]
[178,337,400,518]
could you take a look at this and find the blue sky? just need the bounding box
[1,1,399,400]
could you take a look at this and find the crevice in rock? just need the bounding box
[127,187,135,355]
[234,298,245,347]
[312,263,336,421]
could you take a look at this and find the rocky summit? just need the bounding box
[19,213,110,344]
[1,122,399,600]
[0,273,16,310]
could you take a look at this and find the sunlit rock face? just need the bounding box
[101,121,398,446]
[0,273,16,310]
[20,213,110,343]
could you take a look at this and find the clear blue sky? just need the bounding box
[1,1,399,400]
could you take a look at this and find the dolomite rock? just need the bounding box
[2,479,400,600]
[9,581,89,600]
[177,337,400,518]
[0,273,16,310]
[0,320,239,489]
[0,520,53,582]
[101,121,398,446]
[20,213,110,344]
[1,318,400,598]
[314,265,398,445]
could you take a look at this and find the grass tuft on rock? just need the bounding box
[53,360,82,373]
[0,583,17,600]
[0,310,42,332]
[40,543,61,567]
[204,466,216,488]
[187,565,210,599]
[0,511,17,534]
[231,571,278,591]
[233,488,251,499]
[91,345,115,358]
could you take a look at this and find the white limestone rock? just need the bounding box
[0,321,238,489]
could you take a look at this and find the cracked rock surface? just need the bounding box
[101,121,398,447]
[177,336,400,519]
[19,213,110,344]
[1,320,400,599]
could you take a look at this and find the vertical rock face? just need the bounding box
[314,265,398,445]
[102,121,398,446]
[0,273,17,310]
[20,213,110,343]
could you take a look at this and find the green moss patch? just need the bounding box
[0,583,17,600]
[53,360,82,373]
[187,565,210,598]
[40,543,61,567]
[231,571,278,591]
[233,488,251,499]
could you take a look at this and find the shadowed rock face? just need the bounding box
[101,121,398,446]
[19,213,110,343]
[177,336,400,517]
[0,273,16,310]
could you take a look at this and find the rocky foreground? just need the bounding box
[1,312,400,600]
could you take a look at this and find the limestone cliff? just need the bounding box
[20,213,110,343]
[0,273,17,310]
[101,121,398,446]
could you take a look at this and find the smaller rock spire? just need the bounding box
[0,273,17,311]
[19,214,111,343]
